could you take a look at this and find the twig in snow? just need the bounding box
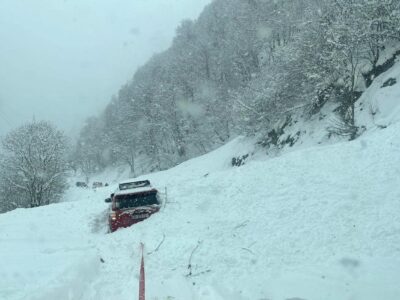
[162,187,182,209]
[241,247,255,255]
[247,241,256,248]
[191,269,212,277]
[147,233,166,255]
[234,220,249,230]
[186,240,203,277]
[163,187,168,210]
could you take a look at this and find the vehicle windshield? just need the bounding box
[115,192,158,209]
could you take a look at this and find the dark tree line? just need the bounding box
[73,0,400,177]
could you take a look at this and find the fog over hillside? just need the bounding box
[0,0,211,137]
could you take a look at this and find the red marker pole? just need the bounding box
[139,243,145,300]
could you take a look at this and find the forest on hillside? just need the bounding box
[72,0,400,177]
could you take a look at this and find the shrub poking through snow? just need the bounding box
[381,78,397,88]
[231,154,249,167]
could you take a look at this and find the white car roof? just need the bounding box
[119,178,149,184]
[114,185,156,196]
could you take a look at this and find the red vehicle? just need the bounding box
[105,180,161,232]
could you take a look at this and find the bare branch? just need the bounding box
[186,240,203,277]
[147,233,166,255]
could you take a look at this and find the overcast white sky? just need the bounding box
[0,0,211,137]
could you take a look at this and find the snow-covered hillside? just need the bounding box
[1,66,400,300]
[264,59,400,157]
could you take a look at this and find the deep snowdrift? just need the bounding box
[1,65,400,300]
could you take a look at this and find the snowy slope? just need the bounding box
[261,59,400,158]
[1,66,400,299]
[356,60,400,131]
[1,123,400,300]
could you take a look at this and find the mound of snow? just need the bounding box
[356,60,400,131]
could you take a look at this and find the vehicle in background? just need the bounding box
[92,182,103,189]
[105,180,160,232]
[75,182,88,188]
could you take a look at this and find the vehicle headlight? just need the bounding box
[110,212,117,221]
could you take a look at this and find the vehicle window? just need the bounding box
[115,193,158,209]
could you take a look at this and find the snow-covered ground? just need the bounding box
[1,66,400,300]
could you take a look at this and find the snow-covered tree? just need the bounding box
[73,116,109,182]
[73,0,400,170]
[0,121,69,211]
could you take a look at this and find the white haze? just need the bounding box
[0,0,211,137]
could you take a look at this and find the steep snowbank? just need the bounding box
[262,59,400,159]
[356,60,400,131]
[1,65,400,300]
